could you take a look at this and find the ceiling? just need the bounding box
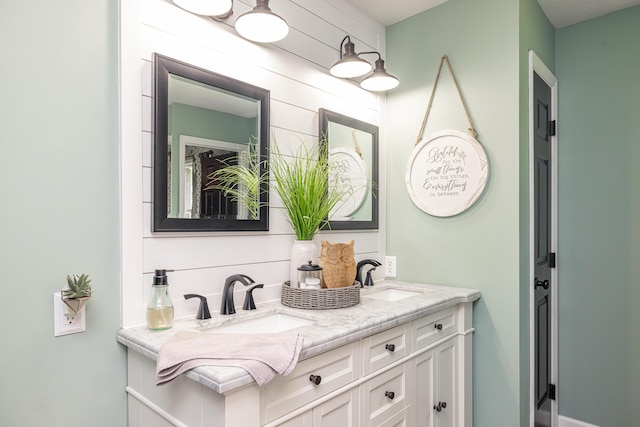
[345,0,640,28]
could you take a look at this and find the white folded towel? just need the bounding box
[156,331,304,386]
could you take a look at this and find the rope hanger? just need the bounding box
[415,55,478,146]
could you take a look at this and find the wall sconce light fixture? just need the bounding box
[172,0,233,18]
[329,36,372,78]
[171,0,289,43]
[235,0,289,43]
[330,35,399,92]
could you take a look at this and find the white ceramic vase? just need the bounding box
[289,240,318,288]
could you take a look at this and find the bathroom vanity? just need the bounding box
[117,281,480,427]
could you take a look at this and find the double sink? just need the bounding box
[196,285,424,335]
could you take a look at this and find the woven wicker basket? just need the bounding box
[281,281,360,310]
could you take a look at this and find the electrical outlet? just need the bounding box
[385,256,397,278]
[53,292,86,336]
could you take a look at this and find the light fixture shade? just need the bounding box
[330,38,372,78]
[330,58,372,78]
[235,0,289,43]
[172,0,232,16]
[360,58,399,92]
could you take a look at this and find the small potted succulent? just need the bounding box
[61,273,93,314]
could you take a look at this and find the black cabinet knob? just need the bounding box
[385,391,395,400]
[434,323,443,330]
[385,344,396,352]
[309,374,322,385]
[433,401,447,412]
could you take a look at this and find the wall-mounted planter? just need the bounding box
[62,295,90,315]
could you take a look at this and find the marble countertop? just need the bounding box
[116,280,480,394]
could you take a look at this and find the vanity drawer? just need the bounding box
[413,307,457,350]
[362,364,407,427]
[362,324,410,375]
[263,342,360,423]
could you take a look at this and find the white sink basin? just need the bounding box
[364,288,423,302]
[203,313,315,334]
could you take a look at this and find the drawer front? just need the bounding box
[263,342,359,423]
[377,406,409,427]
[362,364,406,427]
[363,324,410,375]
[413,307,457,350]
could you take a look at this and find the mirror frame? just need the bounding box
[319,108,379,230]
[153,54,270,232]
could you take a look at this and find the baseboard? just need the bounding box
[558,415,600,427]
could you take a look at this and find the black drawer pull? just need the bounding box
[385,344,396,352]
[434,323,443,330]
[385,391,395,400]
[309,374,322,385]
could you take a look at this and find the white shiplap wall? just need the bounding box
[120,0,387,327]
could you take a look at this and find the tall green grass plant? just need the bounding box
[209,137,355,240]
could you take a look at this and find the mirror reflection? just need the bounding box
[153,54,269,232]
[320,109,379,230]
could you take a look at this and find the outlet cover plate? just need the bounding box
[385,256,397,278]
[53,292,86,336]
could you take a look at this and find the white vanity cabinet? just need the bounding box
[123,294,477,427]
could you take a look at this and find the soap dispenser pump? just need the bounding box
[146,269,174,330]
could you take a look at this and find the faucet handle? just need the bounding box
[242,284,264,310]
[364,268,376,286]
[184,294,211,320]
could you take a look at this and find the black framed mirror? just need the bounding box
[153,54,269,232]
[319,109,379,230]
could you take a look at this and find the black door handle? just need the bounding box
[534,278,549,290]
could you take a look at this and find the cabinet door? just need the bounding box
[415,349,436,427]
[414,338,457,427]
[311,389,359,427]
[434,338,456,427]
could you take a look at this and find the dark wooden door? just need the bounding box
[534,72,554,427]
[200,151,237,219]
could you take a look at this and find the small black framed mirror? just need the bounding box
[319,109,379,230]
[153,54,269,232]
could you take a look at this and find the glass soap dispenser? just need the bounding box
[146,269,174,330]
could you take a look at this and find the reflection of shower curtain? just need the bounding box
[192,155,202,218]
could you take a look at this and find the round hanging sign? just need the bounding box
[329,147,368,220]
[405,129,488,217]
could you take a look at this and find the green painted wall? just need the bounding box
[389,1,639,426]
[556,7,640,426]
[170,102,258,143]
[386,0,522,425]
[0,2,126,427]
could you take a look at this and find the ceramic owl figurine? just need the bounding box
[319,240,356,288]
